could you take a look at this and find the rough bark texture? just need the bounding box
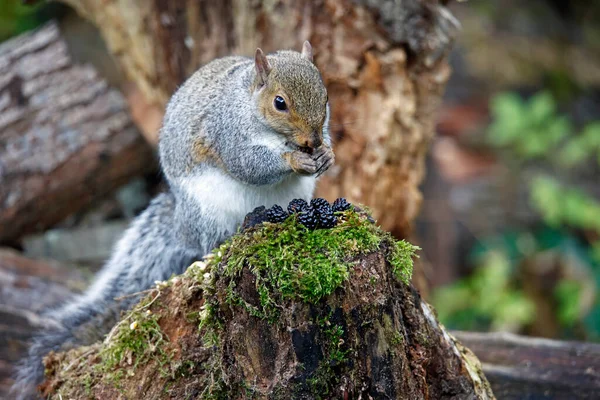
[0,22,155,244]
[0,248,89,398]
[41,226,493,399]
[454,331,600,400]
[59,0,457,238]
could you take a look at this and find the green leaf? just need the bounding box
[530,176,562,226]
[520,134,547,158]
[554,280,583,326]
[528,91,556,126]
[488,93,525,146]
[591,241,600,265]
[582,122,600,148]
[560,136,589,166]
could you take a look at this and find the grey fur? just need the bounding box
[11,46,331,399]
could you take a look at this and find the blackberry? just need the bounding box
[311,201,338,229]
[287,198,308,214]
[332,198,352,212]
[317,208,337,229]
[266,204,288,223]
[297,207,318,230]
[310,198,330,209]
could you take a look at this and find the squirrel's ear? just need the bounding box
[301,40,313,62]
[254,48,271,86]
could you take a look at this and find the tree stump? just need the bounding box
[41,208,493,399]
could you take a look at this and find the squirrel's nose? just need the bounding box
[304,132,322,149]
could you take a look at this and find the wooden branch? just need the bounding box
[453,331,600,399]
[0,22,155,244]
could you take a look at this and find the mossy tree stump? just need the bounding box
[42,210,493,399]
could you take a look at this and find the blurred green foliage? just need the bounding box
[531,177,600,234]
[433,90,600,340]
[488,92,570,158]
[0,0,46,43]
[433,251,535,332]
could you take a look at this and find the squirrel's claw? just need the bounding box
[315,146,335,177]
[316,157,334,177]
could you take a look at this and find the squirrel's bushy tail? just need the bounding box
[12,329,68,400]
[10,294,127,400]
[10,193,204,399]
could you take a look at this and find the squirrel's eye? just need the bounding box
[274,96,288,111]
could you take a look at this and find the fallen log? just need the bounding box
[0,22,155,244]
[0,248,89,398]
[453,331,600,400]
[41,208,494,399]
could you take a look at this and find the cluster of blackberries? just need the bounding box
[242,198,354,231]
[261,197,353,230]
[265,204,288,223]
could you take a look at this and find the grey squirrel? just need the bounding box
[12,41,333,399]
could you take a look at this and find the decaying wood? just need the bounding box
[60,0,458,238]
[0,22,155,244]
[42,244,493,399]
[0,248,89,398]
[453,331,600,400]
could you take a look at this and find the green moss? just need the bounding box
[218,209,418,321]
[99,312,166,372]
[53,298,174,397]
[381,313,404,347]
[323,324,347,364]
[88,293,177,393]
[225,211,368,302]
[306,313,350,398]
[388,238,420,285]
[83,372,94,396]
[391,331,403,345]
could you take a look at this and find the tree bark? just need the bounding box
[59,0,458,238]
[0,22,155,244]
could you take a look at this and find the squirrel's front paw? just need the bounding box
[314,146,335,177]
[284,151,318,175]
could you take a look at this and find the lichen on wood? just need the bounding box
[42,209,493,399]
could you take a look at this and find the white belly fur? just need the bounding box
[180,168,316,233]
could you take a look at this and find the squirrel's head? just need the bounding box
[253,41,328,150]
